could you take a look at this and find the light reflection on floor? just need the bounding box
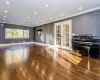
[5,46,29,65]
[0,45,98,80]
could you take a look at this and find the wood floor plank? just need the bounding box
[0,44,99,80]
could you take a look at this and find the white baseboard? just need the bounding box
[0,42,34,47]
[0,42,53,48]
[0,42,72,51]
[34,42,72,51]
[34,42,54,47]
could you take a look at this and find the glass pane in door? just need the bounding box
[56,25,62,46]
[63,24,69,47]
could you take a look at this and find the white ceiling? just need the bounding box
[0,0,100,27]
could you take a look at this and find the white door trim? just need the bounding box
[54,22,62,47]
[54,20,72,50]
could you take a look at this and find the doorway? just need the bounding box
[54,20,72,50]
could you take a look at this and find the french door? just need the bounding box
[54,20,72,50]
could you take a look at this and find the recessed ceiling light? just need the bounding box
[79,7,82,10]
[61,13,64,16]
[5,10,8,13]
[1,24,4,27]
[3,19,5,21]
[50,18,52,20]
[34,12,37,15]
[28,16,30,19]
[37,22,38,24]
[45,4,48,7]
[23,20,26,21]
[6,1,10,5]
[4,16,6,18]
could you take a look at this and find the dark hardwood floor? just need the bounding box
[0,44,100,80]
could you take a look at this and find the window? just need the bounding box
[13,29,23,38]
[5,28,29,39]
[37,29,42,36]
[24,30,29,38]
[5,28,13,38]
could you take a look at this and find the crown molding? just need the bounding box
[0,6,100,27]
[0,21,34,27]
[37,6,100,26]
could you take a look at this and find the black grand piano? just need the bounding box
[72,34,100,58]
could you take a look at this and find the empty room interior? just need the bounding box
[0,0,100,80]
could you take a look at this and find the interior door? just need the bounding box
[62,21,72,50]
[54,20,72,50]
[54,23,62,48]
